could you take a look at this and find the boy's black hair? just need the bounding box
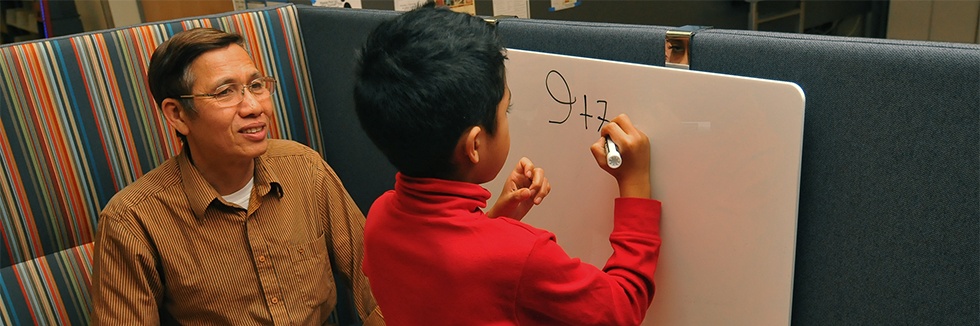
[354,2,507,179]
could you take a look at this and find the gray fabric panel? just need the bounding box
[496,19,669,66]
[692,29,980,325]
[297,5,399,216]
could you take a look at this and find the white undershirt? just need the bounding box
[223,177,255,210]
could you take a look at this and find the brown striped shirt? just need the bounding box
[90,139,383,325]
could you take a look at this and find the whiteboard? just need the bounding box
[486,49,805,325]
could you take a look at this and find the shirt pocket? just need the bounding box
[289,231,335,308]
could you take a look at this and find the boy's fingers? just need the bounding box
[507,188,529,202]
[601,120,633,146]
[518,157,533,169]
[534,179,551,204]
[530,167,544,186]
[599,121,619,138]
[602,122,630,154]
[606,125,628,145]
[517,157,535,178]
[612,114,637,135]
[591,137,609,167]
[520,188,532,201]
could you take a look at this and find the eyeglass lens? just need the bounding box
[215,79,276,105]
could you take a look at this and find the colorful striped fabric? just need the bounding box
[0,4,318,324]
[0,243,93,325]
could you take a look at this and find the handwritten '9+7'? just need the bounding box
[545,70,611,132]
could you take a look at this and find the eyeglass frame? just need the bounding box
[178,76,278,105]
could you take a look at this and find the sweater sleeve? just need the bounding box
[515,197,661,326]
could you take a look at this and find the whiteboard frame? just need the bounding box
[486,48,806,326]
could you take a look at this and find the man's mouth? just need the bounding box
[241,126,263,134]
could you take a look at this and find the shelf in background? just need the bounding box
[1,0,82,45]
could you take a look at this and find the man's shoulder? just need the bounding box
[261,139,328,175]
[101,158,180,219]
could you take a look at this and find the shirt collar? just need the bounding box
[393,172,491,218]
[179,150,284,219]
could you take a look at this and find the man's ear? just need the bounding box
[161,98,190,137]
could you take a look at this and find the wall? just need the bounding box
[101,0,238,29]
[107,0,142,28]
[75,0,109,31]
[140,0,234,23]
[358,0,885,37]
[887,0,980,43]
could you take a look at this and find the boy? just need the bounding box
[354,3,661,325]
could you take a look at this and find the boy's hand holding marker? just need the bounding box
[490,114,649,221]
[591,114,652,199]
[490,114,649,222]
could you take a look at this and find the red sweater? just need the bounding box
[363,173,662,325]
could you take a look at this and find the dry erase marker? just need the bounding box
[605,136,622,169]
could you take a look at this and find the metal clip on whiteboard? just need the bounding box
[665,25,711,70]
[484,15,518,26]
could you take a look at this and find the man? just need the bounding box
[90,28,383,325]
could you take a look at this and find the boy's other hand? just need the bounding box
[486,157,551,221]
[590,114,652,199]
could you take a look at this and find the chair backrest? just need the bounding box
[297,6,399,215]
[0,4,318,324]
[497,18,669,66]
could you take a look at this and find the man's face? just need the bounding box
[182,44,273,165]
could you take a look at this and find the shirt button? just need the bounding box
[271,297,279,304]
[258,255,266,263]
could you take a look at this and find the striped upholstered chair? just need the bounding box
[0,4,320,324]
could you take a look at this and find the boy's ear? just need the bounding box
[161,98,191,137]
[459,126,482,165]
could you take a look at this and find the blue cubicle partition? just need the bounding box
[295,5,978,325]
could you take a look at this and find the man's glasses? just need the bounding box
[180,77,277,106]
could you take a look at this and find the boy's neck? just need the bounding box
[444,168,482,184]
[448,160,499,185]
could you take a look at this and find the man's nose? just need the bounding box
[238,88,263,115]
